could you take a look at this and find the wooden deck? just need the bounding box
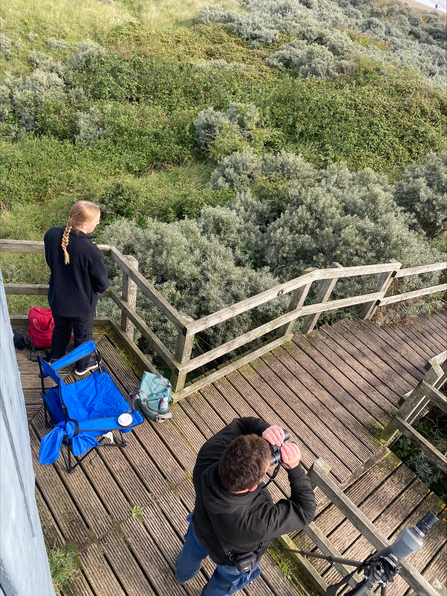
[16,311,447,596]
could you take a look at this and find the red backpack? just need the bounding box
[28,307,54,349]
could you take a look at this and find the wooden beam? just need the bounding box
[394,415,447,473]
[303,522,373,593]
[0,239,111,256]
[180,290,384,373]
[308,459,443,596]
[427,351,447,368]
[108,246,186,330]
[420,380,447,414]
[360,260,401,320]
[4,283,49,295]
[120,255,138,341]
[186,263,400,334]
[382,358,447,443]
[277,268,316,338]
[301,263,343,335]
[395,262,447,278]
[277,534,328,596]
[108,288,179,372]
[172,334,294,401]
[380,284,447,306]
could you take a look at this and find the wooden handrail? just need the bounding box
[0,239,111,256]
[185,262,401,334]
[2,238,446,394]
[308,459,443,596]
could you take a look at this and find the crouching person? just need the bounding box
[175,417,316,595]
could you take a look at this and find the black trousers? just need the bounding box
[50,310,94,368]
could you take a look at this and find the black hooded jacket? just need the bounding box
[44,226,109,317]
[192,417,316,566]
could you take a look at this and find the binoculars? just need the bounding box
[269,429,294,466]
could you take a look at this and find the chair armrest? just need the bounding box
[52,340,98,371]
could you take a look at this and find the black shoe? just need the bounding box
[75,355,101,376]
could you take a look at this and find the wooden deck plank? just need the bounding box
[318,324,402,405]
[16,312,447,596]
[98,529,157,596]
[235,364,351,482]
[380,492,446,596]
[330,321,415,397]
[360,320,434,370]
[394,320,444,360]
[292,452,402,553]
[252,352,368,469]
[168,401,207,454]
[308,328,397,417]
[78,544,126,596]
[199,384,240,424]
[346,320,424,381]
[179,399,215,441]
[269,343,379,453]
[185,391,228,437]
[29,426,91,547]
[417,314,447,353]
[296,333,390,426]
[259,549,304,596]
[413,545,447,596]
[120,516,197,596]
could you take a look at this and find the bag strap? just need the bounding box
[157,375,172,390]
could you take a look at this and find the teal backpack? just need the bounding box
[132,372,172,422]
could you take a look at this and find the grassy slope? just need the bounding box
[1,1,447,313]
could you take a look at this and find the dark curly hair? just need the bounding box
[219,434,271,492]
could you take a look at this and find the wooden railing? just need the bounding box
[1,239,446,396]
[289,459,445,596]
[381,351,447,473]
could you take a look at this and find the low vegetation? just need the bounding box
[1,0,446,352]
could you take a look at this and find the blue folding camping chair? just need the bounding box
[38,340,143,473]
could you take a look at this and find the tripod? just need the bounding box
[284,548,402,596]
[284,511,440,596]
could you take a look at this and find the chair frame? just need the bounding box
[38,351,134,474]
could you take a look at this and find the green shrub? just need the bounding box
[101,217,286,353]
[194,102,260,159]
[393,152,447,237]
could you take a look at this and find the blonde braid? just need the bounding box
[61,220,73,265]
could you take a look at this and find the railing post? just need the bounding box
[171,317,195,393]
[301,263,343,335]
[277,268,316,338]
[360,259,401,320]
[121,255,138,341]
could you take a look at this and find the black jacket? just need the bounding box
[192,417,316,565]
[44,227,109,317]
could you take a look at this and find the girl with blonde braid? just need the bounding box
[44,201,109,375]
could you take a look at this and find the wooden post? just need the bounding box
[121,255,138,341]
[381,358,447,443]
[171,317,195,393]
[394,416,447,473]
[277,268,316,338]
[301,263,343,335]
[360,260,401,320]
